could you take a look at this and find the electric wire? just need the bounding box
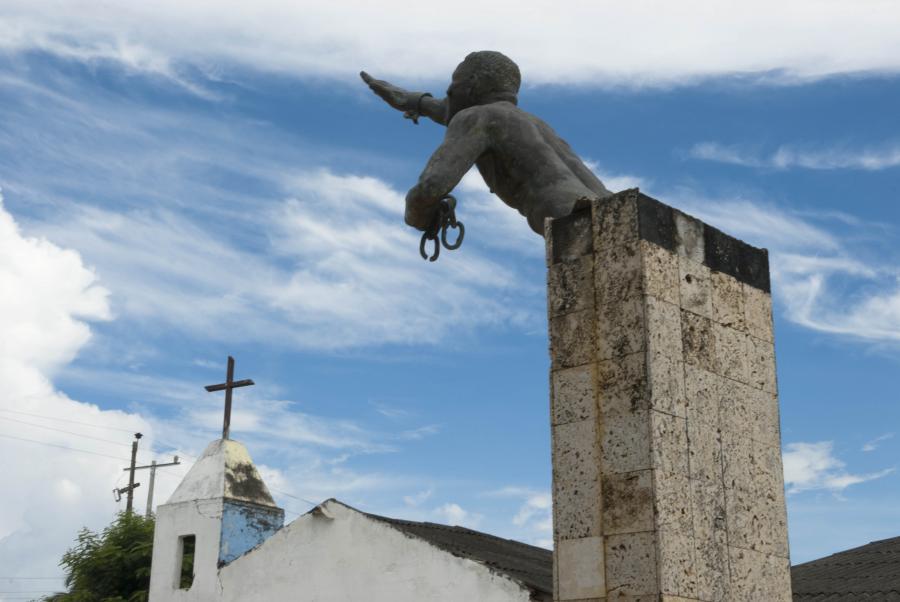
[0,408,136,433]
[0,416,135,448]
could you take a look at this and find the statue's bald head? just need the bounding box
[447,51,520,121]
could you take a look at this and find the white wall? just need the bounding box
[149,499,224,602]
[218,501,535,602]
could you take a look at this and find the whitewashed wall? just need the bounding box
[218,500,535,602]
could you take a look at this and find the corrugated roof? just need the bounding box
[367,513,553,599]
[792,535,900,601]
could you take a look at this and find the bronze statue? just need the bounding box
[361,51,611,237]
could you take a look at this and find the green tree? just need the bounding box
[44,512,155,602]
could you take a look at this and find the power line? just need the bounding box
[0,432,132,462]
[0,416,135,448]
[0,408,136,433]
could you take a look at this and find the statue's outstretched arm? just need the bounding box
[405,108,489,230]
[360,71,448,126]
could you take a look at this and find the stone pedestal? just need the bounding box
[546,190,791,602]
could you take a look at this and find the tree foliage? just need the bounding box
[45,512,155,602]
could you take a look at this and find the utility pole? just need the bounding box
[127,456,181,517]
[125,432,142,514]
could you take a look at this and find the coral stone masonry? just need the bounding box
[546,190,791,601]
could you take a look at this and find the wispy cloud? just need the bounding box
[3,1,900,88]
[782,441,894,495]
[862,433,894,453]
[689,141,900,171]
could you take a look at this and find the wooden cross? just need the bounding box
[204,356,254,440]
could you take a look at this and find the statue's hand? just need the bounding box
[360,71,412,112]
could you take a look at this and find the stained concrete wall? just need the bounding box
[218,500,538,602]
[546,190,791,601]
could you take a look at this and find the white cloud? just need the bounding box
[782,441,894,494]
[0,194,169,587]
[433,502,483,529]
[862,433,894,453]
[3,1,900,88]
[403,488,434,507]
[484,486,552,547]
[689,141,900,170]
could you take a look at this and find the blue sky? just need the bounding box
[1,3,900,594]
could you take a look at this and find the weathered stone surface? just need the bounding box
[674,211,704,264]
[684,365,719,427]
[679,257,713,319]
[711,271,746,331]
[747,335,777,394]
[721,429,754,493]
[597,296,646,361]
[602,470,654,535]
[713,324,749,383]
[549,255,595,317]
[691,479,729,602]
[647,353,686,417]
[601,409,652,475]
[605,532,658,597]
[641,241,679,305]
[653,470,692,534]
[645,297,683,359]
[755,442,789,558]
[553,419,602,540]
[763,554,793,602]
[657,528,697,599]
[594,193,638,251]
[729,546,790,602]
[681,311,717,373]
[596,242,642,306]
[597,352,648,415]
[557,536,606,600]
[551,309,595,369]
[651,411,689,475]
[686,417,722,483]
[743,284,774,342]
[552,364,598,426]
[552,208,594,264]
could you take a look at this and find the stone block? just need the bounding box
[728,546,770,602]
[549,255,595,317]
[605,532,658,598]
[684,365,719,427]
[641,241,679,305]
[747,335,777,394]
[754,442,789,558]
[743,284,773,342]
[718,380,755,444]
[553,419,602,540]
[754,390,781,446]
[551,309,595,369]
[557,536,606,600]
[597,296,646,360]
[645,297,683,359]
[679,257,713,319]
[674,210,705,264]
[597,352,649,415]
[651,411,689,475]
[601,409,652,475]
[686,417,722,483]
[594,192,638,252]
[596,242,642,306]
[762,554,793,602]
[713,324,749,383]
[725,484,764,551]
[653,470,693,534]
[657,529,697,599]
[647,353,686,417]
[602,470,654,535]
[711,271,746,331]
[721,429,754,492]
[551,208,594,264]
[681,311,717,373]
[691,480,729,602]
[552,364,598,426]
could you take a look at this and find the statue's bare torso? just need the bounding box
[467,102,609,233]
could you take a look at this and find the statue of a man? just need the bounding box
[361,51,611,235]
